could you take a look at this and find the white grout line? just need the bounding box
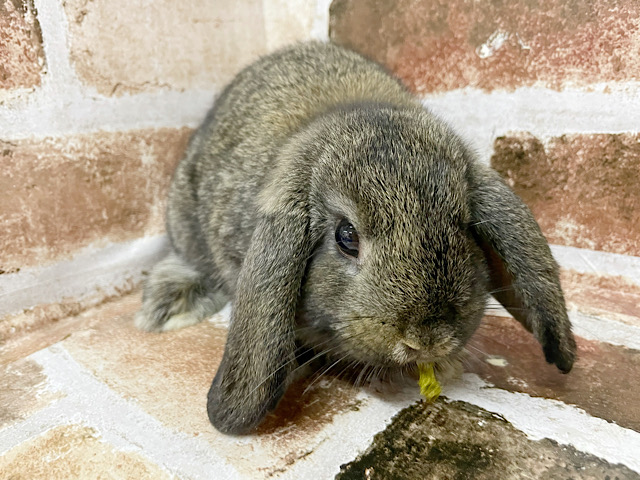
[6,341,640,478]
[486,299,640,351]
[551,244,640,285]
[311,0,332,41]
[5,1,638,146]
[0,235,168,317]
[211,304,640,473]
[0,398,162,470]
[0,87,216,139]
[275,382,421,480]
[32,0,80,92]
[15,341,420,480]
[2,0,325,141]
[4,234,638,350]
[422,86,640,162]
[569,310,640,351]
[4,345,242,479]
[444,374,640,472]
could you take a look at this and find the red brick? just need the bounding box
[330,0,640,93]
[491,132,640,257]
[0,289,136,362]
[467,315,640,432]
[0,128,191,271]
[0,0,45,91]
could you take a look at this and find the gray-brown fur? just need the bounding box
[136,42,576,435]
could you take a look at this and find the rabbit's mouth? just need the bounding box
[391,338,457,366]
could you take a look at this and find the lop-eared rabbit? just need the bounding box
[136,42,576,434]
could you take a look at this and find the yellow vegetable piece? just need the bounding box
[417,362,441,402]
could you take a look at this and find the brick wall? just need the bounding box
[2,0,639,340]
[0,0,327,336]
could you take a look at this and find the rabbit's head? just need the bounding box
[207,103,576,434]
[296,104,487,369]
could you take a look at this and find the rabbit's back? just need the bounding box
[198,42,415,161]
[166,42,416,285]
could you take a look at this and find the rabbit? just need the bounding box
[135,41,576,435]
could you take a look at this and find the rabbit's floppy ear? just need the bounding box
[207,159,312,435]
[467,162,576,373]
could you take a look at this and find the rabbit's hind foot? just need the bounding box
[135,252,227,332]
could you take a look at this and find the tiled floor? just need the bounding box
[1,270,640,479]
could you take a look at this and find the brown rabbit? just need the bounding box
[135,42,576,435]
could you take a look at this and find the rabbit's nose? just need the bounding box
[393,339,425,363]
[401,339,422,352]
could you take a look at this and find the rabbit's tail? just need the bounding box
[135,251,227,332]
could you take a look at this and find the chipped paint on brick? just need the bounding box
[561,270,640,327]
[63,0,267,95]
[0,358,63,429]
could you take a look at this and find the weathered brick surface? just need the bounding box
[330,0,640,93]
[63,0,267,95]
[2,291,640,478]
[263,0,317,50]
[0,128,191,271]
[0,424,172,479]
[491,133,640,257]
[0,291,127,361]
[561,270,640,328]
[0,0,45,92]
[467,315,640,432]
[337,400,640,480]
[0,358,63,429]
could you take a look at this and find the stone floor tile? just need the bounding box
[0,424,171,479]
[336,400,640,480]
[466,315,640,431]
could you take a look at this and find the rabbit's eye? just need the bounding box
[335,219,359,257]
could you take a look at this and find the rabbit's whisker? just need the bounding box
[244,342,344,403]
[465,343,489,358]
[302,354,352,395]
[487,285,517,295]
